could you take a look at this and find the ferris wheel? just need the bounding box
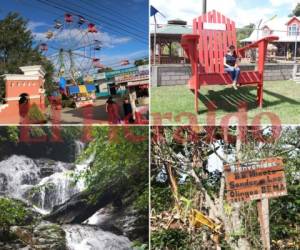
[39,13,104,83]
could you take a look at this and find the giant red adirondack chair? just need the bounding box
[181,10,279,113]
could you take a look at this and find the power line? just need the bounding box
[79,0,148,35]
[60,0,148,37]
[54,0,148,41]
[35,0,148,44]
[18,0,62,18]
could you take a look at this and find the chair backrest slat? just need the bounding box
[193,10,237,73]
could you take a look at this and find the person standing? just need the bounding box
[106,97,121,124]
[123,97,134,123]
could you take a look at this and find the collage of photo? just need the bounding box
[0,0,300,249]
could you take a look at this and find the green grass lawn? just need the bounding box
[151,81,300,125]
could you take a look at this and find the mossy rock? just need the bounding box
[11,221,66,250]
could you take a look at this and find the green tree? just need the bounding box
[77,127,148,204]
[237,23,255,47]
[0,126,18,155]
[289,3,300,17]
[97,67,113,73]
[151,126,300,250]
[134,58,149,67]
[0,12,54,99]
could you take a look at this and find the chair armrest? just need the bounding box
[238,36,279,55]
[181,34,200,45]
[181,35,199,59]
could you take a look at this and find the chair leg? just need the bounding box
[257,82,263,108]
[194,86,199,114]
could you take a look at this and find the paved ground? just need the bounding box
[0,97,148,125]
[47,98,126,124]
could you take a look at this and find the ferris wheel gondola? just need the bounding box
[120,59,130,66]
[64,13,73,23]
[88,23,97,33]
[92,58,104,69]
[40,43,48,51]
[94,40,102,51]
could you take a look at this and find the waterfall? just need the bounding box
[75,140,85,157]
[0,153,90,212]
[63,225,132,250]
[34,171,80,211]
[0,146,133,249]
[0,155,40,199]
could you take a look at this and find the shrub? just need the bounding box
[0,198,27,240]
[27,103,46,123]
[151,229,189,250]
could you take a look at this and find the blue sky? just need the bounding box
[0,0,149,75]
[151,0,298,27]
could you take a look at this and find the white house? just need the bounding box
[241,16,300,58]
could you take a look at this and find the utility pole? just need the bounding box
[154,15,157,65]
[202,0,207,14]
[294,31,298,62]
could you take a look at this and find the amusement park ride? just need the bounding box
[0,12,147,124]
[38,13,131,108]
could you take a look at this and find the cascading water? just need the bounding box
[0,154,81,212]
[63,225,132,250]
[75,140,85,158]
[0,141,133,250]
[0,155,41,199]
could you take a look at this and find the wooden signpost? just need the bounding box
[224,157,287,250]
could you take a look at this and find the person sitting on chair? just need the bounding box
[224,45,240,90]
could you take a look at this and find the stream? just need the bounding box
[0,141,132,250]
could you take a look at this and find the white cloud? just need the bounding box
[101,49,148,66]
[33,28,131,49]
[269,0,298,7]
[27,21,49,31]
[150,0,296,28]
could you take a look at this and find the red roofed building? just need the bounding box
[0,65,46,123]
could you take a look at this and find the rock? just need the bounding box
[0,239,28,250]
[21,172,39,185]
[34,159,75,178]
[106,206,148,242]
[86,204,148,243]
[45,184,126,224]
[0,173,8,194]
[11,221,66,250]
[39,167,55,178]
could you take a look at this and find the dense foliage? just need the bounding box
[27,103,47,123]
[0,198,27,240]
[72,126,149,247]
[289,3,300,17]
[236,23,255,47]
[151,126,300,250]
[134,58,149,66]
[77,127,148,205]
[0,126,84,161]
